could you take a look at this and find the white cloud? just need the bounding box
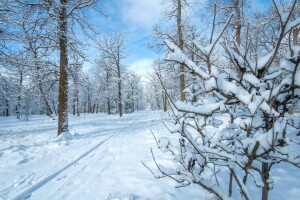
[120,0,163,30]
[129,58,154,78]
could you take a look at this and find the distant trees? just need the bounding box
[0,1,147,133]
[147,0,300,200]
[97,32,127,117]
[146,59,179,112]
[93,33,145,115]
[124,72,144,113]
[3,0,101,135]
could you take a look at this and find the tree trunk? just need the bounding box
[87,87,91,114]
[117,50,122,117]
[262,162,269,200]
[33,52,53,118]
[229,171,233,197]
[92,103,96,113]
[235,0,242,45]
[89,101,93,113]
[84,101,86,113]
[177,0,185,101]
[154,85,161,110]
[52,98,57,116]
[5,99,9,117]
[73,100,76,115]
[57,0,69,136]
[132,89,135,112]
[76,95,79,116]
[16,72,23,119]
[107,98,111,115]
[73,86,79,116]
[164,92,168,112]
[118,79,122,117]
[95,103,99,114]
[73,64,80,116]
[293,27,299,45]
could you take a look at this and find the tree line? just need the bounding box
[0,1,145,134]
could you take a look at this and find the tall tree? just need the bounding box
[12,0,101,135]
[176,0,185,101]
[56,0,69,134]
[152,0,193,101]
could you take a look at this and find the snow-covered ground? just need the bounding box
[0,111,299,200]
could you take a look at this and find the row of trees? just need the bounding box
[0,1,145,134]
[146,0,300,200]
[0,45,145,117]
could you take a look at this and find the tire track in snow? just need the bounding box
[10,133,117,200]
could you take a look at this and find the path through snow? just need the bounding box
[0,111,205,200]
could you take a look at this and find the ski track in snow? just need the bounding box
[10,133,117,200]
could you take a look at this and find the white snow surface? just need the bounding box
[0,111,206,200]
[0,111,299,200]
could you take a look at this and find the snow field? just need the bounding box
[0,111,299,199]
[0,111,206,200]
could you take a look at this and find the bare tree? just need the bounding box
[97,32,127,117]
[12,0,101,135]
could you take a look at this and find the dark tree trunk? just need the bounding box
[132,90,135,112]
[84,101,86,113]
[107,98,111,115]
[177,0,185,101]
[234,0,242,45]
[117,52,122,117]
[73,101,76,115]
[92,103,96,113]
[16,72,23,119]
[95,103,99,114]
[162,91,167,112]
[89,100,92,113]
[118,80,122,117]
[87,87,91,114]
[5,99,9,117]
[262,162,269,200]
[293,27,299,45]
[52,99,57,116]
[57,0,69,136]
[76,96,79,116]
[73,64,80,116]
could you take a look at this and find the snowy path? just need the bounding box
[1,111,299,200]
[0,111,204,200]
[11,133,117,200]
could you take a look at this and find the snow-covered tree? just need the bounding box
[97,32,127,117]
[148,1,300,200]
[6,0,102,135]
[123,72,144,113]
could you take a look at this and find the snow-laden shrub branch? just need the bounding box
[147,1,300,200]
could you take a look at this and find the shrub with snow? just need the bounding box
[149,1,300,200]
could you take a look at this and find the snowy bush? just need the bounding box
[149,1,300,200]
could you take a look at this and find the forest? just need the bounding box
[0,0,300,200]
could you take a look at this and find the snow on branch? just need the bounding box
[165,39,210,80]
[193,13,233,56]
[149,1,300,199]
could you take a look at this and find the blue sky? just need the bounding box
[84,0,165,77]
[84,0,273,77]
